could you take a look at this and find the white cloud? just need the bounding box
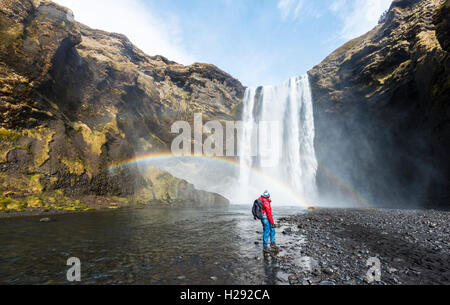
[277,0,305,21]
[54,0,194,64]
[294,0,305,17]
[329,0,347,12]
[332,0,392,40]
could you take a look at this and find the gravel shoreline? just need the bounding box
[0,205,150,219]
[0,207,128,219]
[275,208,450,285]
[0,203,227,219]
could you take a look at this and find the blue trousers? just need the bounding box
[261,218,276,247]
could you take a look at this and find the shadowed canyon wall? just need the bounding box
[0,0,242,209]
[309,0,450,208]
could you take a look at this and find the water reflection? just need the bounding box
[0,205,304,284]
[263,253,280,285]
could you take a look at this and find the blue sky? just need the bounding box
[55,0,392,87]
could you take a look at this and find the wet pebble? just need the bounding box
[288,275,299,285]
[282,228,292,235]
[387,267,398,274]
[318,280,335,286]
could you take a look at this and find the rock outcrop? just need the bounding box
[434,0,450,52]
[309,0,450,208]
[138,167,229,208]
[0,0,243,211]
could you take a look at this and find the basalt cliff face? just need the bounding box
[0,0,241,211]
[2,0,449,212]
[309,0,450,208]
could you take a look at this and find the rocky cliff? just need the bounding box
[0,0,241,212]
[309,0,450,208]
[3,0,449,212]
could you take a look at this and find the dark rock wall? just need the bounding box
[434,0,450,51]
[309,0,450,208]
[0,0,243,205]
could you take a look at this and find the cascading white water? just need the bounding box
[239,75,318,205]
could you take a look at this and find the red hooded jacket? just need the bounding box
[259,196,274,225]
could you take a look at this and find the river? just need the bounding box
[0,205,305,285]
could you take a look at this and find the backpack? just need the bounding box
[252,199,263,220]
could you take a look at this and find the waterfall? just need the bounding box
[239,75,318,205]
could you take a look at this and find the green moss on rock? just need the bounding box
[29,174,43,193]
[0,195,26,211]
[0,128,22,141]
[60,156,85,176]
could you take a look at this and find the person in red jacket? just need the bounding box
[259,190,278,253]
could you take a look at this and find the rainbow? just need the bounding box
[108,152,372,208]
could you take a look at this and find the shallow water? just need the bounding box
[0,205,304,285]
